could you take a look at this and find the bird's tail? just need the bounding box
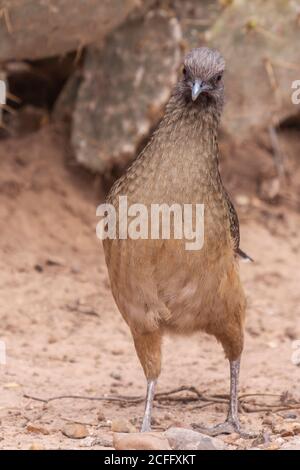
[237,248,254,263]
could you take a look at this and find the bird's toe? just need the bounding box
[191,420,257,439]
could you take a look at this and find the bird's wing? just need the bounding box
[223,189,254,262]
[226,193,240,251]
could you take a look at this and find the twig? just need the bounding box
[74,41,84,65]
[0,7,12,34]
[187,402,224,412]
[65,302,99,317]
[0,103,17,115]
[239,392,284,400]
[262,61,288,194]
[6,91,21,104]
[256,26,281,42]
[60,416,99,427]
[268,125,286,180]
[271,59,300,71]
[23,393,144,404]
[242,404,300,413]
[246,21,282,43]
[23,387,300,416]
[264,58,282,106]
[155,385,204,399]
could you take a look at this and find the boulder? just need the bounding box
[206,0,300,138]
[113,432,171,450]
[165,427,226,450]
[71,10,182,172]
[0,0,141,61]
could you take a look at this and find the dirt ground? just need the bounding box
[0,126,300,450]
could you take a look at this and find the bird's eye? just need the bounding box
[216,74,222,82]
[182,67,187,77]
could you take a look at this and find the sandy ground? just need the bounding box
[0,127,300,450]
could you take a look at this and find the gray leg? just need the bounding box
[227,358,240,429]
[141,379,156,432]
[192,356,255,437]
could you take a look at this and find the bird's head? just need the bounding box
[181,47,225,105]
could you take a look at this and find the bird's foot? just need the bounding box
[192,418,257,439]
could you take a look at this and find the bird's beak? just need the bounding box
[191,80,208,101]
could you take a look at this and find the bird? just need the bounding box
[103,47,251,436]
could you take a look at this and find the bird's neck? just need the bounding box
[132,92,225,201]
[151,93,222,173]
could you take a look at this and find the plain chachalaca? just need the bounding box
[103,47,251,436]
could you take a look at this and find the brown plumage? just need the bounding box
[103,47,250,435]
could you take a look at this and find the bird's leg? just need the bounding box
[193,356,254,437]
[141,379,156,432]
[225,357,241,430]
[132,330,161,432]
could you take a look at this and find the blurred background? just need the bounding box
[0,0,300,450]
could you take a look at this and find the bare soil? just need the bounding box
[0,126,300,450]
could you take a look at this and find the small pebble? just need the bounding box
[110,418,136,433]
[29,442,45,450]
[27,424,49,435]
[62,423,89,439]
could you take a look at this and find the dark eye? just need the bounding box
[182,67,187,77]
[216,74,222,82]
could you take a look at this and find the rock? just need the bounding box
[264,442,281,451]
[110,372,122,381]
[45,257,65,267]
[80,436,113,448]
[29,442,45,450]
[280,437,300,450]
[251,432,271,447]
[262,416,274,426]
[274,422,300,437]
[5,105,49,137]
[281,412,298,420]
[274,437,285,446]
[207,0,300,139]
[223,433,241,445]
[0,1,142,61]
[26,424,49,435]
[110,418,136,433]
[61,423,89,439]
[284,327,298,341]
[236,194,250,206]
[54,72,82,125]
[170,0,221,50]
[72,10,182,172]
[111,349,124,356]
[165,427,226,450]
[113,432,171,450]
[97,410,106,422]
[3,382,20,389]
